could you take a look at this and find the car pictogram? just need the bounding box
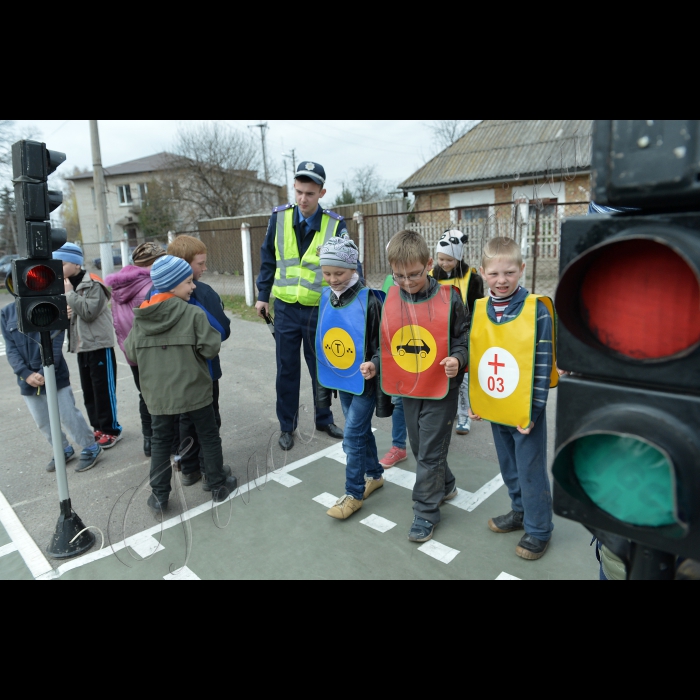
[396,338,431,358]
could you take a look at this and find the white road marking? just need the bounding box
[0,337,5,357]
[360,514,396,533]
[163,565,200,580]
[0,542,19,558]
[383,467,503,512]
[418,540,460,564]
[0,487,53,579]
[313,492,339,509]
[269,473,302,488]
[127,532,165,559]
[496,571,521,580]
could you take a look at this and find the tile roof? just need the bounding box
[66,151,183,180]
[400,120,593,191]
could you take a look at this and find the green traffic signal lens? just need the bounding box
[573,434,676,527]
[28,301,60,328]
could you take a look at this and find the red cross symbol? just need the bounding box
[488,353,505,374]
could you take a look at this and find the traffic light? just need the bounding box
[11,140,68,334]
[553,120,700,569]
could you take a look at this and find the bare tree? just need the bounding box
[171,122,283,226]
[428,120,481,152]
[58,167,83,243]
[350,165,392,203]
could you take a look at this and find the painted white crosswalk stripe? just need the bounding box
[313,492,339,508]
[496,571,521,580]
[418,540,460,564]
[163,566,200,580]
[360,514,396,533]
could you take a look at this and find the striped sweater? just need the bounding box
[485,286,553,423]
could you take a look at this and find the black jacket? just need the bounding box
[371,276,470,392]
[1,304,71,396]
[316,281,393,418]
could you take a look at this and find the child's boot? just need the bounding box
[327,495,362,519]
[488,509,524,533]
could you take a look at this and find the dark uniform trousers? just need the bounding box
[274,299,333,433]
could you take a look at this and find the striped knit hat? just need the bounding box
[52,242,84,266]
[150,255,192,291]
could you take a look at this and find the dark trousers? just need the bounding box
[150,403,226,501]
[129,365,152,438]
[77,347,122,437]
[179,380,221,475]
[403,385,460,525]
[274,300,332,433]
[491,412,553,541]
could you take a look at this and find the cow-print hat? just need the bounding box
[436,229,468,261]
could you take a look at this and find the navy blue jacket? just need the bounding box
[190,280,230,381]
[256,204,351,303]
[1,304,71,396]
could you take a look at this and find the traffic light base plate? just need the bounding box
[46,499,95,560]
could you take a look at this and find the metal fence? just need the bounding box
[161,198,589,299]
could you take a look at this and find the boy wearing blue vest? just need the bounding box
[368,230,469,543]
[467,237,556,560]
[316,237,392,519]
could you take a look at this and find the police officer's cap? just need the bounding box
[295,161,326,187]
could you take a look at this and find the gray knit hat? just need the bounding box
[319,236,359,270]
[151,255,192,291]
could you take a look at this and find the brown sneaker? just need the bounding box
[379,446,407,469]
[364,475,384,499]
[326,495,363,520]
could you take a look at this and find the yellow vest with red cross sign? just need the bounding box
[468,294,558,428]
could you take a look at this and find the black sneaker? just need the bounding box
[212,475,239,503]
[488,510,524,533]
[202,465,232,492]
[408,516,435,543]
[516,533,549,560]
[181,471,202,487]
[75,445,103,472]
[46,446,76,472]
[147,493,169,520]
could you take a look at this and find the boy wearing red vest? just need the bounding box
[467,237,556,560]
[365,230,469,543]
[54,242,123,450]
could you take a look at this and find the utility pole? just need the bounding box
[89,120,114,276]
[282,148,296,201]
[249,122,269,182]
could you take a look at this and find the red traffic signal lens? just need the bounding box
[27,301,60,328]
[558,237,700,360]
[24,265,57,292]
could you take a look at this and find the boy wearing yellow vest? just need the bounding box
[315,237,392,519]
[430,229,484,436]
[468,237,556,560]
[367,230,469,543]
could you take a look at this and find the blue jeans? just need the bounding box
[339,386,383,501]
[391,395,406,449]
[491,412,553,541]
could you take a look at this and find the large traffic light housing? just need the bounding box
[553,120,700,567]
[11,140,69,334]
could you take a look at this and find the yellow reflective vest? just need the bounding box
[271,205,342,306]
[428,267,476,306]
[469,294,557,428]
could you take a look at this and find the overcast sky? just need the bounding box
[11,119,443,204]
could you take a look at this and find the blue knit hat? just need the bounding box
[52,242,84,266]
[150,255,193,291]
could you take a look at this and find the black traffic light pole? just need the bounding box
[39,331,95,558]
[11,139,95,560]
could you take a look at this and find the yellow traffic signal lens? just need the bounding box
[572,434,676,527]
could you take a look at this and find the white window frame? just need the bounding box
[118,184,133,206]
[138,183,148,201]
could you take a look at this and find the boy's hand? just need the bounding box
[440,356,459,378]
[517,421,534,435]
[360,361,376,379]
[66,305,73,319]
[26,372,45,388]
[467,407,482,422]
[64,278,74,292]
[255,301,269,318]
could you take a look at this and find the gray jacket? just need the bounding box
[65,271,116,353]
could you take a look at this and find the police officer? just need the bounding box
[256,161,347,450]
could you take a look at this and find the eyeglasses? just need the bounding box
[392,266,427,282]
